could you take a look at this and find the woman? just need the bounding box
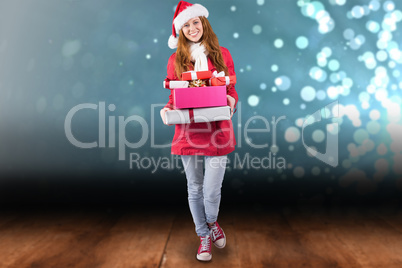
[160,1,238,262]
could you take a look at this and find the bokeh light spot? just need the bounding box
[285,127,301,143]
[301,86,316,102]
[252,25,262,34]
[296,36,309,49]
[248,95,260,107]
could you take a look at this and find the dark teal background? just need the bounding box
[1,0,401,204]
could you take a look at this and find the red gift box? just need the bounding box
[181,70,212,81]
[209,75,237,86]
[173,86,227,109]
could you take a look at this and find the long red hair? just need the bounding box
[174,16,229,79]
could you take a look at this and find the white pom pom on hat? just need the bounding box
[168,1,209,49]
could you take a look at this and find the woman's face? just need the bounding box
[182,17,203,43]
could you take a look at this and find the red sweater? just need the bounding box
[164,46,239,156]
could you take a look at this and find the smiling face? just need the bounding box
[182,17,203,43]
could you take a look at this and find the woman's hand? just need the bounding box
[160,107,173,126]
[226,95,235,119]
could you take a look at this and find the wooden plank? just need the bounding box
[300,206,402,267]
[0,207,175,268]
[231,205,335,268]
[0,209,120,268]
[161,208,240,267]
[374,206,402,234]
[93,208,175,268]
[282,205,362,267]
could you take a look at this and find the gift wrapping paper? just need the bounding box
[163,80,189,89]
[173,86,227,109]
[164,106,231,124]
[209,75,237,86]
[181,70,212,81]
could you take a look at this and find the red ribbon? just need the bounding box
[165,81,170,89]
[189,108,194,123]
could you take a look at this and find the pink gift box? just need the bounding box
[164,106,231,124]
[173,86,227,109]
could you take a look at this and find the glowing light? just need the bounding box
[322,47,332,57]
[248,95,260,106]
[285,127,301,143]
[367,121,381,134]
[316,10,330,24]
[328,59,340,71]
[376,50,388,61]
[257,0,265,6]
[316,90,326,100]
[301,3,316,17]
[275,76,292,91]
[389,48,401,61]
[379,30,392,42]
[252,25,262,35]
[319,19,335,34]
[283,98,290,105]
[233,33,239,39]
[355,35,366,45]
[274,39,284,48]
[342,77,354,89]
[369,0,381,11]
[351,6,365,19]
[327,86,338,99]
[230,6,236,12]
[383,1,395,12]
[359,92,370,103]
[293,166,305,178]
[296,36,309,49]
[310,67,327,82]
[375,89,388,101]
[295,118,304,127]
[330,73,340,83]
[335,0,346,6]
[362,101,369,109]
[367,84,376,93]
[366,20,380,33]
[392,10,402,22]
[377,144,388,155]
[343,29,355,40]
[301,86,316,102]
[312,167,321,176]
[312,129,325,143]
[354,129,369,145]
[271,65,279,72]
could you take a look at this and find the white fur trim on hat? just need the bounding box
[173,4,209,35]
[168,34,179,49]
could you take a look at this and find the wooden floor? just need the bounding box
[1,203,402,268]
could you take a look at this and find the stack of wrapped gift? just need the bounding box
[163,70,236,124]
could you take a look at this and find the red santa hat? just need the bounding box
[168,1,209,49]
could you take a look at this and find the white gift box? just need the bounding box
[163,80,189,89]
[165,106,231,124]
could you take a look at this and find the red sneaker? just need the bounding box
[196,235,212,261]
[209,222,226,248]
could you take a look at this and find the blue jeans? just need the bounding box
[181,155,228,237]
